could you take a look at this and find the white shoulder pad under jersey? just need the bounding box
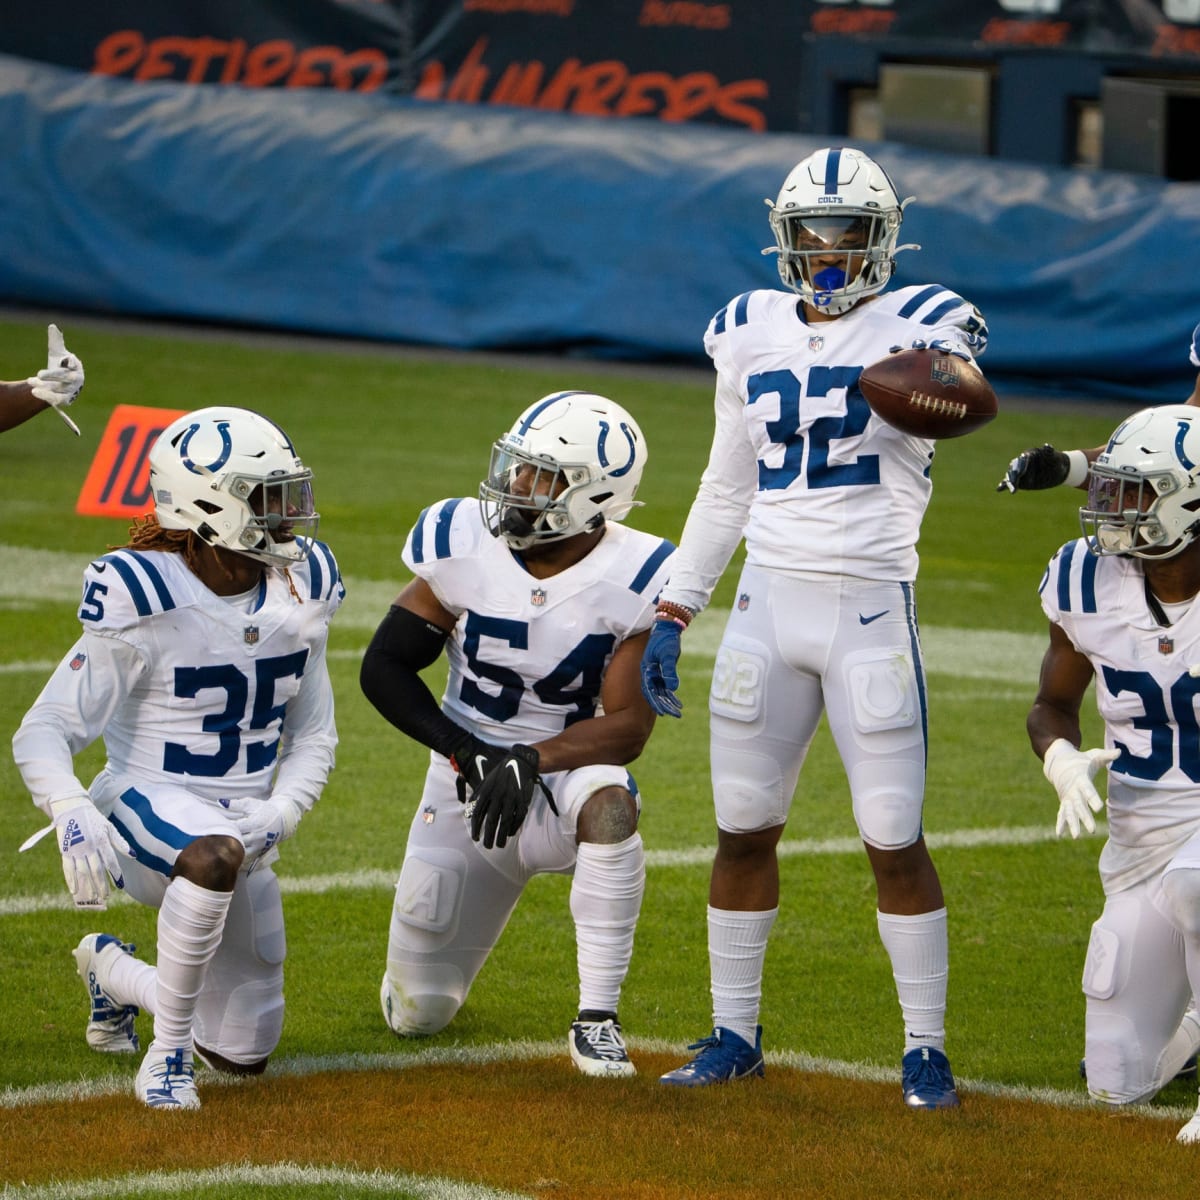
[697,286,987,583]
[404,499,674,742]
[72,546,340,798]
[1039,538,1200,792]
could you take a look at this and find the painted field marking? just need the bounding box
[0,1163,532,1199]
[0,1036,1190,1124]
[0,544,1046,683]
[0,822,1096,918]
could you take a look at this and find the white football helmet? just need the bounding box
[480,391,647,550]
[765,146,917,315]
[1081,405,1200,559]
[148,406,317,565]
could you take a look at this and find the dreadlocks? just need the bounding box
[119,513,207,576]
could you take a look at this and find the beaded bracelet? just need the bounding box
[656,601,696,628]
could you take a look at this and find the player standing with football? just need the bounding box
[1027,404,1200,1142]
[13,407,342,1110]
[640,146,990,1106]
[360,391,673,1077]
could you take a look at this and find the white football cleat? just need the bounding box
[135,1042,200,1110]
[73,934,139,1053]
[569,1015,636,1078]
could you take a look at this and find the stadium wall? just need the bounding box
[1,53,1198,401]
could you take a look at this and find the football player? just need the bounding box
[641,146,991,1107]
[0,323,84,435]
[1028,404,1200,1142]
[360,391,672,1077]
[13,407,342,1110]
[997,321,1200,493]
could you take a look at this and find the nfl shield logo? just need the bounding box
[421,805,436,825]
[531,588,547,607]
[244,625,259,646]
[808,336,824,352]
[1159,635,1174,655]
[738,593,751,611]
[69,652,86,671]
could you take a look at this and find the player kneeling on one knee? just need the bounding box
[361,390,673,1078]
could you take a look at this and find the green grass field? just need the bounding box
[0,315,1190,1198]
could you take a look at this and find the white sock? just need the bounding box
[877,907,949,1053]
[570,834,645,1017]
[709,905,777,1046]
[152,876,233,1053]
[105,945,158,1015]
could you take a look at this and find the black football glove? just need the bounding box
[996,444,1070,493]
[447,732,508,805]
[469,744,554,850]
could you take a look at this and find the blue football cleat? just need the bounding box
[660,1025,765,1086]
[902,1045,960,1109]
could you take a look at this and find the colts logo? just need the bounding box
[179,420,234,475]
[930,361,960,388]
[597,420,638,478]
[1175,420,1196,471]
[530,588,547,607]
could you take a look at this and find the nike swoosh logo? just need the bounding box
[505,761,522,784]
[473,755,489,777]
[859,611,888,625]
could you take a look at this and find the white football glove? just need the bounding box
[1042,738,1119,838]
[224,795,306,870]
[27,323,83,435]
[30,795,130,909]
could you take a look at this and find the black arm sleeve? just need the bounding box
[359,604,470,759]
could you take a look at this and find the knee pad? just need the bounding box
[381,967,464,1036]
[850,759,925,850]
[712,748,788,832]
[1162,867,1200,938]
[1084,1011,1154,1105]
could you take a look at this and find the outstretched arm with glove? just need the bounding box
[1027,621,1114,838]
[1,323,84,435]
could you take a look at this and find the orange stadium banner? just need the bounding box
[76,404,186,519]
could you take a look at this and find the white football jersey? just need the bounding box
[15,543,343,811]
[1040,538,1200,858]
[662,285,987,611]
[403,500,674,744]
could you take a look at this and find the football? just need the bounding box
[858,349,997,439]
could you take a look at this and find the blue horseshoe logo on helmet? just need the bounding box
[179,420,234,475]
[597,420,637,477]
[1176,420,1196,471]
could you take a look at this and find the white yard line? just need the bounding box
[0,823,1090,918]
[0,1164,533,1199]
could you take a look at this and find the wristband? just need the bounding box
[656,601,695,628]
[1063,451,1089,489]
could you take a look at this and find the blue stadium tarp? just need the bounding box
[1,54,1198,401]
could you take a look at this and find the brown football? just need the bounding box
[859,349,997,439]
